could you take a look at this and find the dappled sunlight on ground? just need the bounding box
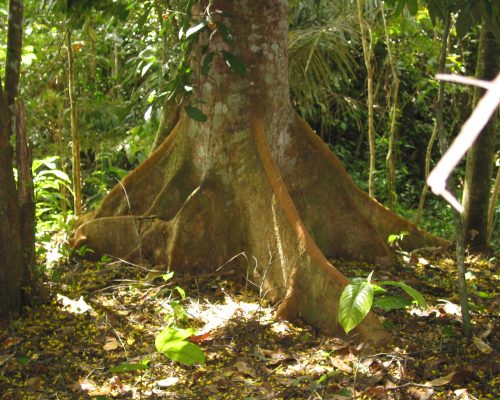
[0,247,498,399]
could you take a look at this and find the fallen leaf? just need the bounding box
[77,379,97,392]
[235,360,258,378]
[109,375,124,393]
[2,337,21,349]
[89,386,111,396]
[56,294,92,314]
[408,386,434,399]
[425,371,455,386]
[188,331,211,344]
[478,324,492,339]
[0,353,14,367]
[157,377,180,387]
[103,338,119,351]
[25,377,42,388]
[472,336,493,354]
[260,348,294,366]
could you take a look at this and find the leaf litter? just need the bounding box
[0,246,497,399]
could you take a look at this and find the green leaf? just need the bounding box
[216,21,234,44]
[175,286,186,300]
[162,271,174,282]
[185,105,208,122]
[374,295,412,311]
[395,0,405,15]
[378,281,426,307]
[406,0,418,15]
[155,327,195,351]
[109,361,150,373]
[159,340,205,365]
[339,279,374,334]
[201,52,215,76]
[222,51,247,76]
[186,21,208,38]
[37,169,71,182]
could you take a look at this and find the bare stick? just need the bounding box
[427,73,500,212]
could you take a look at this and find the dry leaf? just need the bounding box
[157,377,180,387]
[472,336,493,354]
[260,348,294,366]
[78,378,97,392]
[25,377,42,388]
[188,331,211,344]
[109,375,124,393]
[103,339,119,351]
[1,337,21,349]
[235,361,258,378]
[0,353,14,367]
[426,371,455,386]
[408,387,434,400]
[56,294,92,314]
[89,386,111,396]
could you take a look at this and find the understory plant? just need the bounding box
[339,270,426,334]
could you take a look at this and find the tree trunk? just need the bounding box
[67,29,82,215]
[416,13,451,224]
[15,100,35,294]
[71,0,446,346]
[0,0,26,320]
[487,163,499,242]
[462,23,498,247]
[0,83,24,321]
[356,0,376,199]
[381,1,399,209]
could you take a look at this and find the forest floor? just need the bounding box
[0,245,498,400]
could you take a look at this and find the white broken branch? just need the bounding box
[427,72,500,212]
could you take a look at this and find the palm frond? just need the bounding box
[288,15,359,123]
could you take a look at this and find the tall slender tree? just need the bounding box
[462,21,499,247]
[0,0,32,320]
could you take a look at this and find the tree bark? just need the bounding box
[462,23,498,247]
[0,83,24,321]
[0,0,27,320]
[15,100,35,295]
[416,13,451,224]
[356,0,376,199]
[381,2,399,209]
[71,0,446,346]
[67,29,82,215]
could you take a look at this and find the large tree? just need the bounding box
[71,0,445,345]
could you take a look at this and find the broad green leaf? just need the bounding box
[157,340,205,365]
[339,280,374,334]
[175,286,186,300]
[222,51,247,76]
[387,234,399,245]
[37,169,71,182]
[371,284,387,295]
[162,271,174,281]
[185,105,208,122]
[395,0,405,15]
[374,295,412,311]
[186,21,208,38]
[109,361,150,373]
[201,52,214,76]
[216,21,234,44]
[378,281,426,307]
[141,61,154,77]
[406,0,418,15]
[155,327,195,352]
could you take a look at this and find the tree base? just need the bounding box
[72,111,446,346]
